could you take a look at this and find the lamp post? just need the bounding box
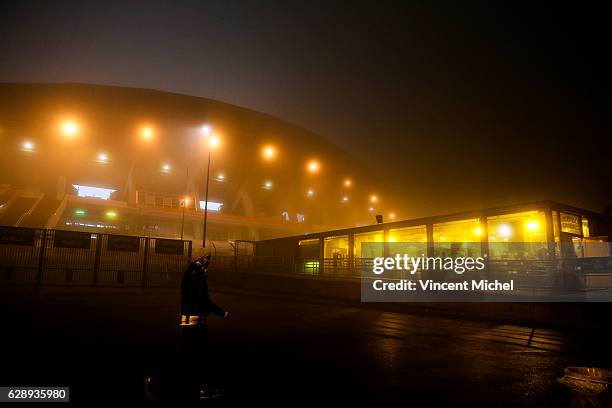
[181,197,189,240]
[201,125,219,248]
[202,148,211,248]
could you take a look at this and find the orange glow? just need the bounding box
[370,194,378,203]
[261,144,278,161]
[21,140,34,152]
[140,125,154,141]
[96,152,109,163]
[201,124,212,136]
[208,135,220,148]
[344,178,352,187]
[306,160,320,174]
[60,120,79,138]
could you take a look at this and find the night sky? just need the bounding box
[1,1,610,217]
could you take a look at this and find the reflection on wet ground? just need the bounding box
[0,286,609,405]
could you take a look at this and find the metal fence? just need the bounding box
[212,253,612,290]
[0,226,192,287]
[3,225,611,291]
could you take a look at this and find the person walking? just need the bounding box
[179,253,229,400]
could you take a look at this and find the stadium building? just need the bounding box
[0,83,398,250]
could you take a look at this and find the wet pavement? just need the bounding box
[1,286,609,405]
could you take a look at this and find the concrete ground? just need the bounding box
[0,286,609,405]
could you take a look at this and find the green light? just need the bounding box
[304,261,320,271]
[74,209,86,216]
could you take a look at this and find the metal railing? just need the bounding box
[211,254,612,290]
[3,225,611,291]
[0,226,192,287]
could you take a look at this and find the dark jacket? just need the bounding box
[180,261,225,318]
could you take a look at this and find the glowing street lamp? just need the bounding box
[263,180,273,190]
[388,212,396,220]
[306,159,320,174]
[21,140,34,152]
[370,194,379,203]
[140,125,154,141]
[306,189,315,197]
[343,178,352,187]
[261,144,278,161]
[200,125,222,248]
[162,163,171,173]
[96,152,109,164]
[60,120,79,138]
[342,195,349,203]
[201,125,212,137]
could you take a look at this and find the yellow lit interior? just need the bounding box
[353,232,383,258]
[582,218,590,238]
[387,226,427,257]
[433,219,482,257]
[433,219,481,242]
[324,235,349,258]
[487,211,547,259]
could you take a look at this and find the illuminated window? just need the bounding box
[387,226,427,257]
[552,211,560,243]
[582,218,590,238]
[324,235,349,259]
[560,213,581,235]
[487,211,547,260]
[354,231,384,258]
[198,201,224,212]
[296,213,305,223]
[72,185,116,200]
[433,219,482,257]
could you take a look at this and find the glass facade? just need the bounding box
[324,235,349,259]
[433,219,481,258]
[560,212,582,235]
[269,204,608,265]
[353,231,384,258]
[387,226,427,257]
[487,211,547,259]
[582,218,590,238]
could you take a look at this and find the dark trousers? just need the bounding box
[180,323,211,388]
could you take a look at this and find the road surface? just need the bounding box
[0,286,608,405]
